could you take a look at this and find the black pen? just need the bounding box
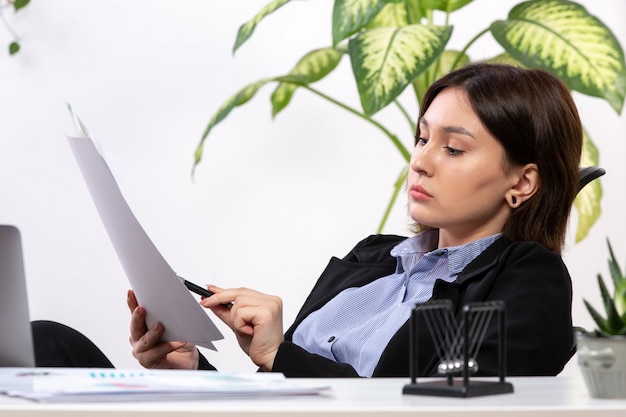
[177,276,232,307]
[177,275,214,298]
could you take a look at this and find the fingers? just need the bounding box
[228,294,283,370]
[127,289,138,313]
[201,287,282,319]
[128,296,169,358]
[199,286,284,370]
[230,294,282,330]
[130,322,186,368]
[128,309,186,367]
[128,289,163,347]
[132,320,163,354]
[201,286,270,309]
[129,302,149,343]
[126,289,198,369]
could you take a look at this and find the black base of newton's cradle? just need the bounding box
[403,380,514,398]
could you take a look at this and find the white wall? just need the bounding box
[1,0,624,375]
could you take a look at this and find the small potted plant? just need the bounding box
[578,239,626,398]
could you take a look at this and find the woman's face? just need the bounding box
[408,87,518,247]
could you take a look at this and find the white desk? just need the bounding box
[1,376,626,416]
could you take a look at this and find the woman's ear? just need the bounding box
[506,163,539,208]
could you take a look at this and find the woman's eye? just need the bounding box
[444,146,464,156]
[416,137,428,146]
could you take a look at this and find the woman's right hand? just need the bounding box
[127,289,199,369]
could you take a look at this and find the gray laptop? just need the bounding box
[0,225,36,367]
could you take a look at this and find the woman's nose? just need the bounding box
[410,143,431,175]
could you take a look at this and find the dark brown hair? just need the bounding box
[415,63,582,253]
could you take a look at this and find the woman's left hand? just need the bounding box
[200,285,284,371]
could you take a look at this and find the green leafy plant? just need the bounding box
[194,0,626,238]
[583,239,626,336]
[0,0,30,55]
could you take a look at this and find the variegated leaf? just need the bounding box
[404,1,425,23]
[271,48,344,117]
[233,0,292,54]
[436,49,470,75]
[349,24,452,115]
[487,52,524,67]
[413,49,469,102]
[574,129,602,242]
[421,0,473,13]
[491,0,626,114]
[332,0,401,46]
[366,2,409,29]
[194,79,273,169]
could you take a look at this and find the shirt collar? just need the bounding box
[390,229,501,276]
[440,233,502,275]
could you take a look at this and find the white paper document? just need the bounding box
[0,368,330,402]
[66,133,223,349]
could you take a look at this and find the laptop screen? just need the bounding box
[0,225,36,367]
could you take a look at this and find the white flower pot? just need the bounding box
[577,333,626,398]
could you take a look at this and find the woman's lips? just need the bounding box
[409,184,432,200]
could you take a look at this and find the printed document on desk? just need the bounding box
[66,130,223,349]
[0,368,330,402]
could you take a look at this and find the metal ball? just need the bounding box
[437,358,479,375]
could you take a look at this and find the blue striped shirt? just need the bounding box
[292,229,501,377]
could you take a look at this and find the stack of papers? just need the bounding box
[0,368,330,402]
[66,109,223,349]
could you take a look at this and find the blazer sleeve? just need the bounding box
[198,340,362,376]
[197,350,217,371]
[272,341,361,377]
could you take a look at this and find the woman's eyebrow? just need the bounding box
[420,117,474,138]
[443,125,474,138]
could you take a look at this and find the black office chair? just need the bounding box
[578,166,606,192]
[569,166,605,360]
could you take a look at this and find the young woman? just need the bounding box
[35,62,583,377]
[125,62,582,377]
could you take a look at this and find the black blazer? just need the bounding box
[271,234,574,377]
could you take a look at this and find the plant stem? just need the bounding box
[0,3,19,39]
[451,27,490,70]
[302,85,411,162]
[298,84,412,233]
[377,165,409,233]
[394,100,416,135]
